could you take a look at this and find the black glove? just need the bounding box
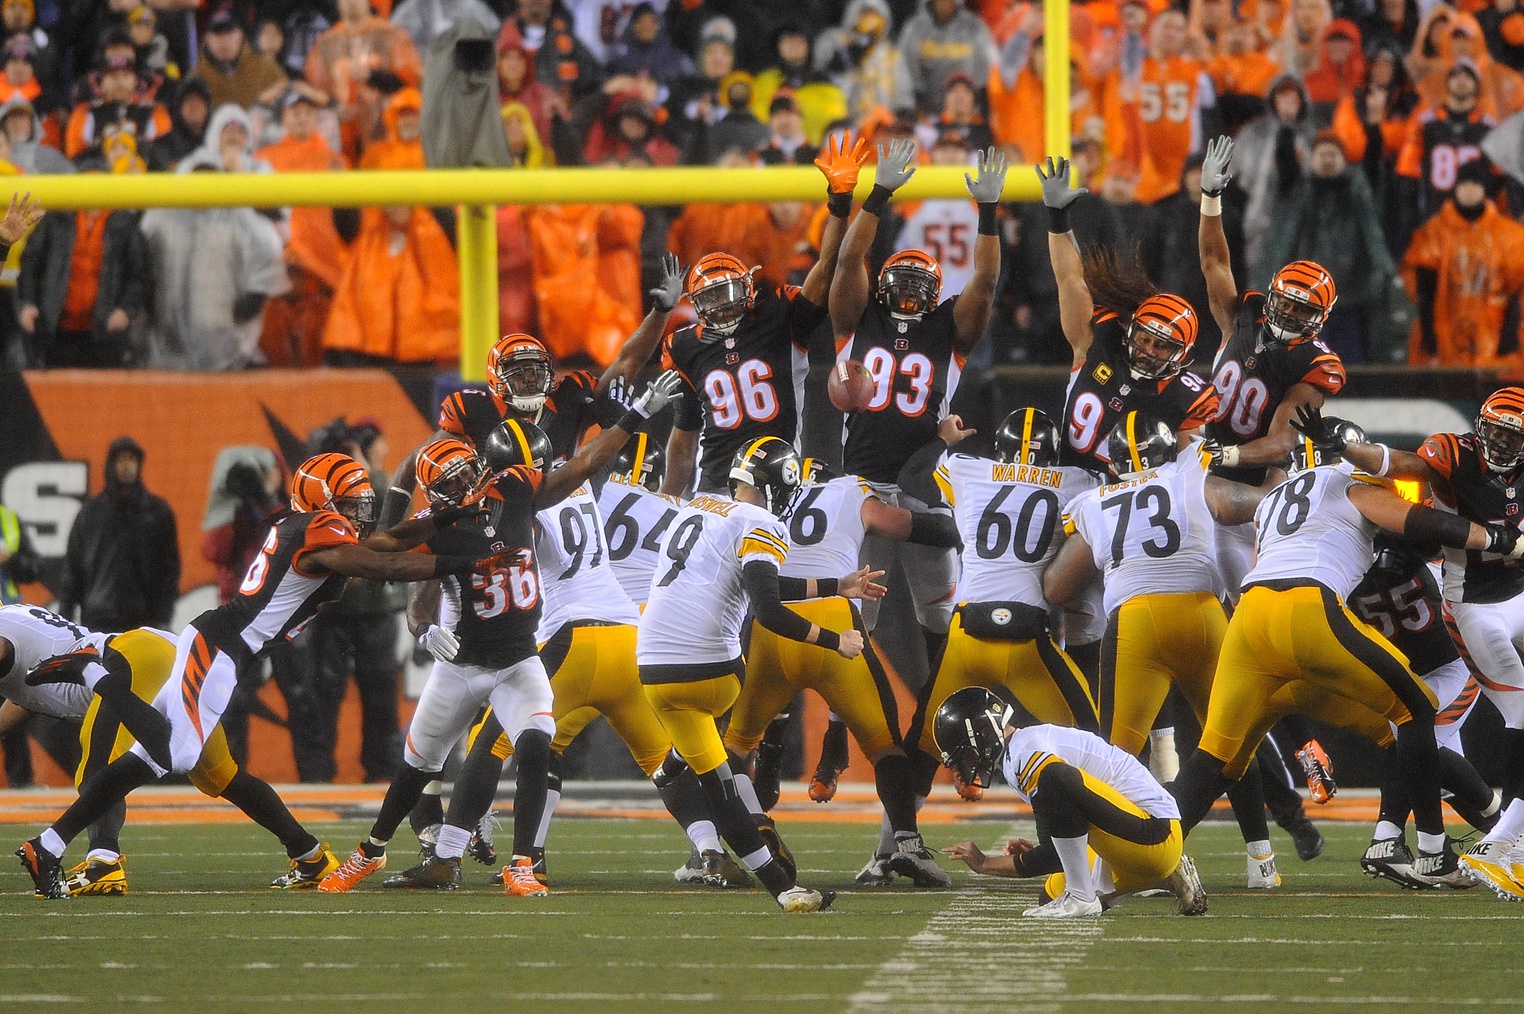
[233,292,268,325]
[1291,404,1345,454]
[1485,524,1524,559]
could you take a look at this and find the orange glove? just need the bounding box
[814,130,871,195]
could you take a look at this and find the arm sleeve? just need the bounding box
[1413,265,1439,357]
[907,510,963,549]
[897,439,952,507]
[777,575,811,600]
[742,559,828,647]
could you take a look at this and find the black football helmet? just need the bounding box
[1106,411,1177,478]
[1289,416,1365,473]
[730,436,803,516]
[482,417,553,473]
[933,687,1013,792]
[1371,532,1437,582]
[994,407,1061,467]
[609,431,665,491]
[800,456,839,486]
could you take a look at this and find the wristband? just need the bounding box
[1219,444,1241,468]
[862,184,893,216]
[1374,443,1392,478]
[1200,193,1222,217]
[1046,205,1070,234]
[978,202,998,235]
[616,408,646,432]
[827,191,852,218]
[815,628,841,652]
[816,577,839,598]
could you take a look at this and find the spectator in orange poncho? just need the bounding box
[322,205,459,365]
[1404,159,1524,366]
[1416,11,1524,116]
[1328,41,1418,164]
[527,181,644,365]
[358,86,424,169]
[1303,19,1365,119]
[1209,17,1284,134]
[258,88,351,367]
[989,12,1113,164]
[304,0,422,163]
[496,102,547,338]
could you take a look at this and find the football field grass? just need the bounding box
[2,817,1520,1013]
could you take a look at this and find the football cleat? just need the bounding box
[1022,892,1103,919]
[753,728,786,812]
[1457,841,1524,900]
[1295,740,1337,804]
[382,855,461,890]
[887,832,952,888]
[16,838,68,900]
[952,769,985,802]
[1413,845,1475,889]
[1360,836,1429,890]
[776,885,836,913]
[757,816,796,881]
[808,719,850,803]
[468,814,499,867]
[1280,813,1325,861]
[270,845,339,889]
[855,854,894,887]
[1246,849,1281,889]
[318,847,386,893]
[701,849,752,888]
[503,855,549,897]
[65,856,127,897]
[1167,855,1207,916]
[414,822,442,864]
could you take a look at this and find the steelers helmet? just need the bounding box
[994,407,1061,467]
[933,687,1013,792]
[1264,260,1337,345]
[482,417,553,473]
[729,436,803,516]
[290,453,377,535]
[877,249,942,318]
[1106,411,1177,479]
[1475,387,1524,473]
[1126,293,1198,379]
[609,431,665,491]
[801,456,839,486]
[1289,416,1365,472]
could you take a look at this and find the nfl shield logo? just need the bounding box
[897,322,908,333]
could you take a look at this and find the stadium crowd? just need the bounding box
[2,0,1524,372]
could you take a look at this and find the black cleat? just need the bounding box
[1280,813,1325,861]
[753,716,789,811]
[757,816,796,881]
[382,855,461,890]
[467,814,498,867]
[1360,836,1430,890]
[16,838,68,900]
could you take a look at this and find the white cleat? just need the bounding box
[1022,892,1103,919]
[1167,855,1208,915]
[777,885,836,913]
[1247,849,1281,889]
[1458,840,1524,901]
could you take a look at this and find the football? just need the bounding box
[828,359,874,413]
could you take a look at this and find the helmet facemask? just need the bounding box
[1125,317,1188,380]
[425,455,483,509]
[333,490,378,537]
[492,349,554,415]
[1476,415,1524,473]
[877,263,940,319]
[1264,287,1328,345]
[691,275,753,336]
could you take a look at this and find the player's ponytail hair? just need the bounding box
[1081,243,1159,320]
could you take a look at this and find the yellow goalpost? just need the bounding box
[17,0,1072,378]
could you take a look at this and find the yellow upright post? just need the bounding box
[1043,0,1072,162]
[457,204,498,382]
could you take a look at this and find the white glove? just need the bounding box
[418,624,459,662]
[631,369,685,419]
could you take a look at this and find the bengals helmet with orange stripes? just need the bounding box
[1475,387,1524,472]
[487,333,555,414]
[1126,293,1198,379]
[290,453,377,534]
[415,438,486,508]
[687,253,755,337]
[877,249,942,318]
[1265,261,1337,345]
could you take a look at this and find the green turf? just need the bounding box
[1,818,1519,1013]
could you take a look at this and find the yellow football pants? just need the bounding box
[77,628,237,797]
[1200,583,1436,778]
[1101,591,1227,757]
[1033,764,1183,898]
[642,674,742,776]
[727,598,899,759]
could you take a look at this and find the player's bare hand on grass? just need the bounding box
[839,566,887,601]
[947,841,987,872]
[964,146,1009,204]
[1004,838,1036,857]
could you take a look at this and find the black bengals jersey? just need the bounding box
[1418,431,1524,604]
[195,510,356,665]
[1398,107,1494,221]
[664,285,822,493]
[840,297,962,484]
[424,464,542,667]
[1059,308,1220,472]
[1207,292,1346,484]
[1348,552,1458,676]
[438,371,621,462]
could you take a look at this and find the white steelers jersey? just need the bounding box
[893,199,980,299]
[778,476,873,581]
[637,495,790,666]
[1064,453,1220,615]
[596,477,685,607]
[1003,723,1180,820]
[935,452,1098,607]
[535,483,639,641]
[0,604,109,720]
[1245,463,1378,599]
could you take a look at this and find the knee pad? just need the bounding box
[547,751,564,794]
[652,749,690,790]
[512,727,553,763]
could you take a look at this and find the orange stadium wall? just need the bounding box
[0,369,436,787]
